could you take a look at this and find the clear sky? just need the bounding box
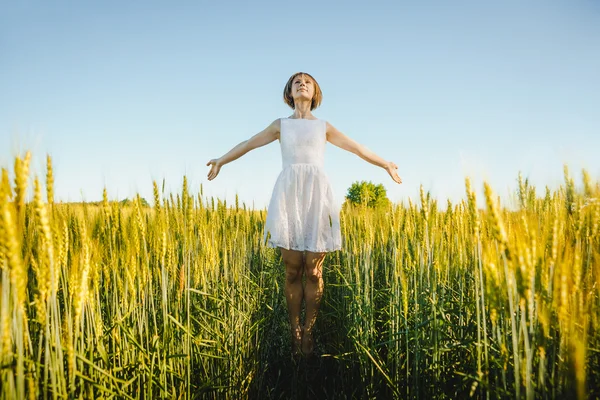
[1,0,599,210]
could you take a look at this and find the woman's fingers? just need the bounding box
[207,164,220,181]
[390,169,401,184]
[386,161,401,183]
[207,159,217,180]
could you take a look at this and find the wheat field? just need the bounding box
[0,152,599,399]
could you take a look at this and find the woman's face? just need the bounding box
[290,75,315,103]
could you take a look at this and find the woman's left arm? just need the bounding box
[326,121,402,184]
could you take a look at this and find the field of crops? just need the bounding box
[1,152,599,399]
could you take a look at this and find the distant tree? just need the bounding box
[345,181,390,208]
[119,197,149,207]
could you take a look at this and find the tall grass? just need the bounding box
[0,152,598,399]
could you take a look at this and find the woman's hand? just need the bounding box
[206,158,222,181]
[385,161,402,184]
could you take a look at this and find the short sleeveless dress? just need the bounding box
[263,118,343,252]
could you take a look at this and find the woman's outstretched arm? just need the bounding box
[207,119,280,181]
[326,121,402,184]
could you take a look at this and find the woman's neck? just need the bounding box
[292,102,313,119]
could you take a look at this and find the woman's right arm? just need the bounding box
[207,119,280,181]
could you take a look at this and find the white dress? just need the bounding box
[263,117,343,252]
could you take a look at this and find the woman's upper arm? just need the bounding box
[246,119,281,151]
[326,121,360,154]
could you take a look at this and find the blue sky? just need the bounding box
[1,0,599,210]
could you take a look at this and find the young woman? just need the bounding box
[206,72,402,357]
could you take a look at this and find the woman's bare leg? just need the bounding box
[302,251,327,355]
[279,247,305,355]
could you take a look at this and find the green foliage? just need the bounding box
[345,180,390,208]
[119,197,149,207]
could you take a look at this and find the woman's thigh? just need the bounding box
[304,251,327,276]
[279,247,304,269]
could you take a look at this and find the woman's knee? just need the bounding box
[304,265,322,283]
[304,252,325,283]
[285,264,303,283]
[280,248,304,283]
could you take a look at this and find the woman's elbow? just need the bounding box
[240,142,253,155]
[353,144,366,157]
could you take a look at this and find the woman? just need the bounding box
[207,72,402,357]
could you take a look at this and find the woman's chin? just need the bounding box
[295,94,312,102]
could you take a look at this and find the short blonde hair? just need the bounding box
[283,72,323,111]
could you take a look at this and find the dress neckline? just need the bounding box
[284,117,320,121]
